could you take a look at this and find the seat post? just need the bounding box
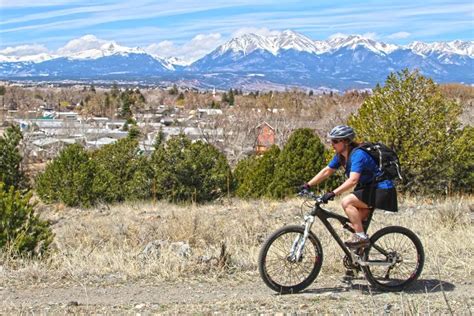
[362,207,375,233]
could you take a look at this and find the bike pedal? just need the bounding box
[341,270,356,284]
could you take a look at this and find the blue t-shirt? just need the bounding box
[328,148,394,189]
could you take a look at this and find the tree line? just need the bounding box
[0,69,472,257]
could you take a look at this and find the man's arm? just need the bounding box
[307,166,336,187]
[333,171,360,195]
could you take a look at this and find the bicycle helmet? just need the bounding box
[328,125,355,141]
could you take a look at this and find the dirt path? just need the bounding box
[1,274,472,314]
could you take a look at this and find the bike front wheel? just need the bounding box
[258,225,323,294]
[362,226,425,291]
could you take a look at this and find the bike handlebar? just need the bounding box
[297,189,325,204]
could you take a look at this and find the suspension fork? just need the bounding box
[290,215,315,262]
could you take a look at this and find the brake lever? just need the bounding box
[298,190,324,204]
[297,189,310,197]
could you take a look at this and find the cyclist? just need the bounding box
[301,125,398,248]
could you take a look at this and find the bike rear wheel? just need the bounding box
[362,226,424,291]
[258,225,323,294]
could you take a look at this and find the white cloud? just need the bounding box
[0,44,49,56]
[362,32,378,40]
[146,40,175,54]
[329,32,349,40]
[1,0,80,8]
[232,27,281,38]
[328,32,379,40]
[387,32,411,39]
[56,34,109,54]
[145,33,223,63]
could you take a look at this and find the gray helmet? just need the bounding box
[328,125,355,140]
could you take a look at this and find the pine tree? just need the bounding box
[127,125,141,140]
[235,145,280,198]
[92,138,152,202]
[269,129,327,198]
[348,69,465,193]
[153,127,166,150]
[228,89,235,106]
[104,93,111,116]
[449,126,473,193]
[36,144,96,207]
[0,183,54,257]
[151,134,231,202]
[221,92,228,103]
[120,90,133,119]
[210,100,220,109]
[111,82,119,98]
[138,92,146,103]
[169,84,178,95]
[0,125,26,189]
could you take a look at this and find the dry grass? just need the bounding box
[1,195,473,313]
[2,195,473,284]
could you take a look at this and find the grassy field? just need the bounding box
[1,194,473,313]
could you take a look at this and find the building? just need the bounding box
[255,121,276,154]
[197,108,223,119]
[55,112,79,121]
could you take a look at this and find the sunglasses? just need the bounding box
[330,139,343,144]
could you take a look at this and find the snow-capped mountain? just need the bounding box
[0,53,57,63]
[0,37,178,79]
[188,31,473,89]
[1,30,472,90]
[205,31,474,60]
[0,53,174,79]
[408,40,474,57]
[216,30,328,56]
[211,32,401,57]
[326,34,399,55]
[63,42,147,60]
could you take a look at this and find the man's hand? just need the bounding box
[321,191,336,203]
[298,183,311,192]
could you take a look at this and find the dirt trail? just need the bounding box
[1,274,472,314]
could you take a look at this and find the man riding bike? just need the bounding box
[301,125,398,248]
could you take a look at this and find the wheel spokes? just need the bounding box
[264,232,319,287]
[367,233,419,286]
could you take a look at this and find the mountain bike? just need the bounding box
[258,190,424,293]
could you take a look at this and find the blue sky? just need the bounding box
[1,0,473,61]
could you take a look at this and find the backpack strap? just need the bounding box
[345,146,358,172]
[347,145,377,207]
[348,144,380,184]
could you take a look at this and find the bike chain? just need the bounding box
[343,255,361,271]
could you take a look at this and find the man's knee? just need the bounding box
[341,195,355,209]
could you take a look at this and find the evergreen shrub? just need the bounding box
[36,144,96,207]
[269,128,327,198]
[348,69,469,193]
[234,145,280,198]
[0,182,53,257]
[92,138,153,203]
[151,134,231,203]
[0,125,26,189]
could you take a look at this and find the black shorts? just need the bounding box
[353,185,398,212]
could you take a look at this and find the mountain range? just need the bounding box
[1,30,473,91]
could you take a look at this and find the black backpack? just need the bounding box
[351,142,402,182]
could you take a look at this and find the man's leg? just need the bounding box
[341,194,372,248]
[341,194,370,233]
